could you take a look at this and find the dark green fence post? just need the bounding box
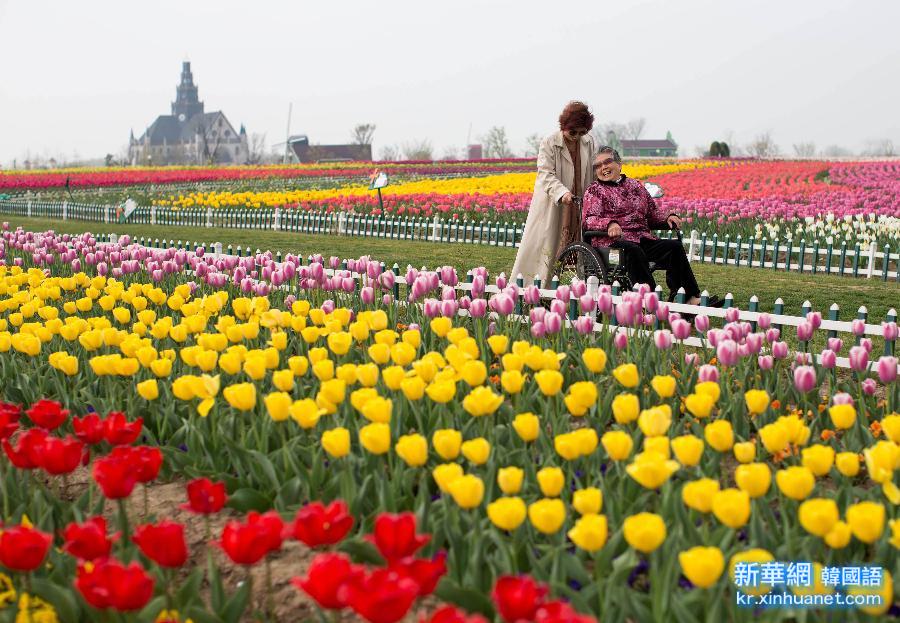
[856,306,868,345]
[885,309,897,356]
[827,304,839,340]
[852,243,861,277]
[773,298,784,335]
[699,233,707,263]
[882,245,890,281]
[749,296,759,331]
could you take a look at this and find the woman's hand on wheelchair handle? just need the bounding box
[666,215,682,230]
[560,192,574,207]
[607,223,623,238]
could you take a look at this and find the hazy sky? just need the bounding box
[1,0,898,164]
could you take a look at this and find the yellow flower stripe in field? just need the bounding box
[157,161,724,209]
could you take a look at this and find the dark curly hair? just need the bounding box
[558,101,594,132]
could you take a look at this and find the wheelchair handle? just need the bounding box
[583,223,682,242]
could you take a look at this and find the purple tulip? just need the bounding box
[469,298,487,318]
[793,365,817,393]
[849,345,869,372]
[717,339,739,366]
[654,330,673,350]
[698,364,719,383]
[876,356,898,383]
[758,355,774,370]
[862,378,877,395]
[613,332,628,350]
[820,349,837,369]
[772,341,789,359]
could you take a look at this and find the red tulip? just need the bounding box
[2,428,47,469]
[109,446,162,483]
[534,601,597,623]
[75,559,155,611]
[73,413,106,445]
[342,568,420,623]
[366,512,430,564]
[492,575,548,623]
[292,552,364,610]
[292,500,353,548]
[248,510,285,554]
[25,399,69,430]
[0,525,52,571]
[182,477,227,514]
[420,606,489,623]
[92,453,139,499]
[39,435,85,475]
[133,520,187,568]
[0,402,20,440]
[390,551,447,596]
[104,412,142,445]
[219,518,270,565]
[63,517,115,561]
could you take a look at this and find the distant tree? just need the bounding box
[747,132,779,158]
[862,139,895,157]
[623,118,646,141]
[247,133,268,164]
[593,122,626,151]
[352,124,376,146]
[440,146,460,160]
[104,153,115,167]
[524,133,542,157]
[720,142,730,157]
[792,142,817,158]
[823,144,853,158]
[402,140,433,161]
[482,127,515,159]
[379,145,400,161]
[709,141,722,157]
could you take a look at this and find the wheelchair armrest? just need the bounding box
[582,230,608,242]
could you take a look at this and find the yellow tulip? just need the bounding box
[626,451,680,489]
[367,343,390,365]
[581,347,607,373]
[487,335,508,356]
[882,414,900,443]
[487,496,527,531]
[623,512,666,553]
[801,444,835,476]
[448,474,485,509]
[319,379,346,405]
[502,353,524,372]
[729,549,775,597]
[312,359,335,382]
[684,393,714,419]
[828,404,856,430]
[553,433,581,461]
[678,546,725,588]
[356,363,379,387]
[889,519,900,549]
[734,463,772,498]
[381,365,405,390]
[432,429,462,460]
[336,363,358,385]
[758,422,789,455]
[462,386,504,417]
[744,389,770,415]
[612,363,639,388]
[395,434,428,467]
[835,451,860,477]
[798,498,839,537]
[425,380,456,403]
[461,438,491,465]
[264,392,292,422]
[537,467,564,497]
[733,441,757,464]
[512,412,540,442]
[432,463,464,492]
[429,317,452,337]
[638,406,672,437]
[321,428,350,458]
[390,342,416,366]
[775,466,816,500]
[671,435,704,467]
[704,420,734,452]
[289,399,322,429]
[460,360,487,387]
[711,488,751,528]
[528,498,566,534]
[534,370,563,396]
[288,355,309,377]
[497,467,524,495]
[359,422,391,455]
[643,435,670,459]
[362,397,392,424]
[327,331,352,355]
[846,569,892,616]
[568,514,608,552]
[682,478,720,513]
[694,381,721,403]
[846,501,885,544]
[572,488,603,515]
[136,379,159,401]
[601,430,633,461]
[650,375,676,398]
[243,357,267,381]
[501,370,525,394]
[611,393,640,424]
[58,355,79,376]
[223,383,256,411]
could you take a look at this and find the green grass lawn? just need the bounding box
[7,216,898,320]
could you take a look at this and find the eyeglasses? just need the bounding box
[593,157,617,168]
[566,129,589,137]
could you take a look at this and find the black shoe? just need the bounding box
[705,295,725,308]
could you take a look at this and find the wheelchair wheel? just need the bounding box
[554,242,607,286]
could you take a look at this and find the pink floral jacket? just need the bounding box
[581,175,675,248]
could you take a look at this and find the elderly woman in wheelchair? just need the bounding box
[555,146,722,307]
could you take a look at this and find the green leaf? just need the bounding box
[226,487,272,512]
[433,578,495,619]
[135,595,167,623]
[209,556,226,612]
[220,580,252,623]
[176,567,205,609]
[184,606,224,623]
[248,450,281,491]
[338,538,384,565]
[29,577,80,623]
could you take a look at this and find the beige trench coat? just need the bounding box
[511,131,596,286]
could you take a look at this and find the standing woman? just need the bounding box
[511,101,596,286]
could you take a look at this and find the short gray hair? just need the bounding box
[597,145,622,163]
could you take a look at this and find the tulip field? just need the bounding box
[0,222,898,622]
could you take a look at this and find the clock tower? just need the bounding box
[171,61,204,121]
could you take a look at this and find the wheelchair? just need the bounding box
[553,185,681,291]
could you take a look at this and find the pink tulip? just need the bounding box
[862,378,877,395]
[883,322,899,342]
[597,293,613,315]
[579,294,595,313]
[758,355,774,370]
[725,308,740,323]
[495,273,507,289]
[745,333,763,354]
[555,285,571,303]
[360,287,375,305]
[615,304,635,326]
[717,340,739,367]
[757,313,772,330]
[820,349,837,369]
[684,353,699,366]
[654,330,673,350]
[833,393,854,406]
[876,356,898,383]
[765,328,780,343]
[613,332,628,350]
[530,322,546,339]
[471,275,485,298]
[827,338,843,353]
[574,315,594,335]
[656,303,670,323]
[698,365,719,383]
[495,294,515,316]
[849,346,869,372]
[530,307,546,325]
[671,319,691,340]
[524,286,541,306]
[807,312,822,330]
[772,341,789,359]
[643,292,659,313]
[796,321,814,342]
[570,280,586,297]
[550,299,567,317]
[423,299,441,318]
[469,298,487,318]
[544,312,563,334]
[694,315,710,333]
[851,318,866,336]
[860,338,873,354]
[793,366,817,393]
